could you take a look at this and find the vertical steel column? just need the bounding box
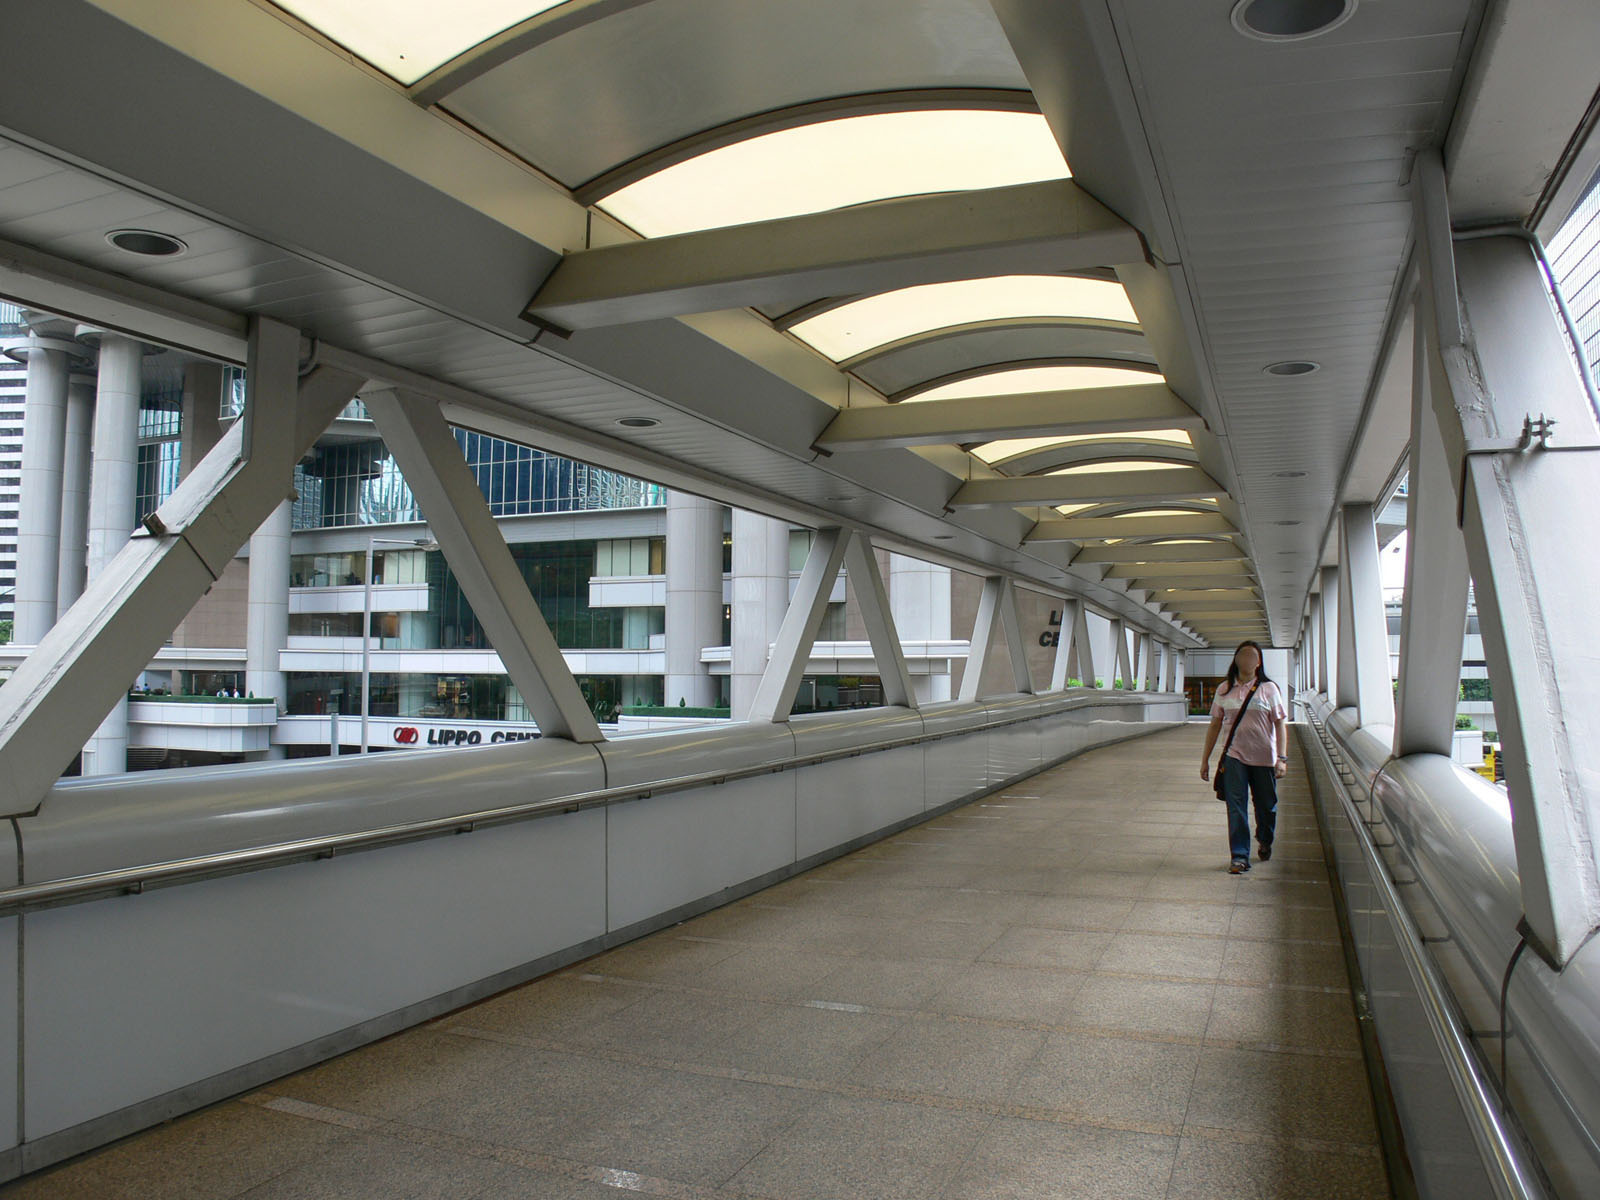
[1070,603,1097,687]
[245,499,292,754]
[363,388,603,743]
[1393,300,1472,758]
[1337,503,1392,727]
[748,527,849,722]
[1413,149,1600,964]
[842,532,917,710]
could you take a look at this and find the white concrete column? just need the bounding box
[245,499,292,757]
[730,508,790,720]
[179,360,225,480]
[80,330,145,777]
[12,334,73,643]
[890,552,952,702]
[664,491,724,707]
[55,372,94,618]
[1318,568,1339,700]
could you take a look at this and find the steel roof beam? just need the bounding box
[949,467,1224,510]
[1103,560,1251,580]
[815,382,1202,452]
[1071,542,1243,565]
[1025,513,1236,542]
[525,179,1145,330]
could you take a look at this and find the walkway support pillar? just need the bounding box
[1414,148,1600,965]
[1111,618,1134,690]
[80,330,146,776]
[363,387,603,743]
[665,491,723,708]
[0,317,366,814]
[1317,568,1339,700]
[56,371,94,617]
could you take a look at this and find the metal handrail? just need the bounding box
[0,693,1180,917]
[1305,708,1547,1200]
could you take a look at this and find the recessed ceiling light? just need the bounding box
[1263,360,1321,377]
[1232,0,1357,42]
[1273,519,1302,526]
[1273,471,1308,479]
[106,229,187,257]
[615,416,659,428]
[932,534,955,540]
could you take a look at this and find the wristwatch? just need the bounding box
[1276,755,1288,762]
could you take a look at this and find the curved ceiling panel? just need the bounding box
[274,1,568,85]
[973,430,1192,466]
[442,0,1029,187]
[790,275,1138,361]
[905,364,1158,403]
[988,441,1198,476]
[595,109,1067,237]
[847,318,1155,397]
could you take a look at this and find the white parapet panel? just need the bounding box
[586,575,667,608]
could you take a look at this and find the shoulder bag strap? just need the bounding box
[1217,679,1263,764]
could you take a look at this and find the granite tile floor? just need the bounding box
[4,723,1388,1199]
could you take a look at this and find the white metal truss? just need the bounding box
[1412,149,1600,966]
[959,576,1034,701]
[0,317,365,816]
[1335,503,1392,729]
[1392,304,1472,758]
[1049,597,1081,690]
[842,531,918,711]
[363,387,604,744]
[748,527,852,723]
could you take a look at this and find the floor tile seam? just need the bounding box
[246,1092,753,1199]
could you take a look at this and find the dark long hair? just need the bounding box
[1221,640,1271,694]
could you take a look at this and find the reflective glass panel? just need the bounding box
[274,1,565,85]
[598,110,1068,238]
[791,276,1137,361]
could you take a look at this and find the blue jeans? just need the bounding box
[1223,756,1278,860]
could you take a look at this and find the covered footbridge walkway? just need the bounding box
[6,725,1388,1200]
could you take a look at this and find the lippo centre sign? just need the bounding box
[391,724,539,747]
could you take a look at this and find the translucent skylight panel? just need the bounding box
[274,1,564,85]
[907,365,1157,405]
[972,430,1192,464]
[792,276,1138,361]
[597,110,1068,238]
[1043,460,1191,475]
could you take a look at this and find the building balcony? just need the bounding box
[288,583,431,614]
[127,697,277,754]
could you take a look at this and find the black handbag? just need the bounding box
[1213,679,1262,800]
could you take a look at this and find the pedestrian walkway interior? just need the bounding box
[3,725,1385,1199]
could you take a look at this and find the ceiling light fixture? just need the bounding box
[1273,471,1308,479]
[106,229,187,257]
[615,417,659,429]
[1273,519,1302,526]
[1231,0,1356,42]
[1263,359,1321,376]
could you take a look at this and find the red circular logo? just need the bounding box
[393,726,420,745]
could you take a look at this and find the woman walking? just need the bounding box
[1200,641,1289,874]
